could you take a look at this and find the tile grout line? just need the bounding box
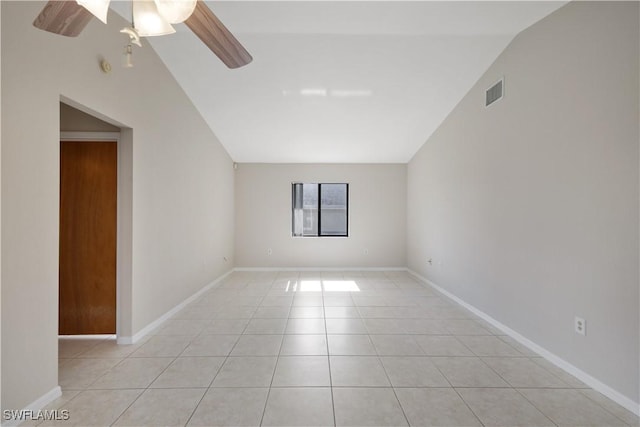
[183,298,254,426]
[258,276,288,427]
[106,349,183,426]
[426,344,487,427]
[111,283,241,427]
[184,277,258,427]
[322,290,338,427]
[385,271,487,427]
[511,387,560,427]
[412,274,562,427]
[577,391,638,426]
[372,277,414,427]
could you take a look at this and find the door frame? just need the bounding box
[59,131,132,343]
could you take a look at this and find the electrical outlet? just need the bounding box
[267,248,273,256]
[574,316,586,336]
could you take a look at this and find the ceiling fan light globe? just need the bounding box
[76,0,110,24]
[133,0,176,37]
[154,0,197,24]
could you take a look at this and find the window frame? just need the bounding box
[291,182,349,238]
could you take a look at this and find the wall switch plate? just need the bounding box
[267,248,273,256]
[574,316,586,336]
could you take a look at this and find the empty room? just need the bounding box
[1,0,638,426]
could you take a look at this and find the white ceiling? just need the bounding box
[114,1,566,163]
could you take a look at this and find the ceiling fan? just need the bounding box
[32,0,253,69]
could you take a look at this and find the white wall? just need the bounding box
[60,103,120,132]
[235,163,406,268]
[407,1,639,405]
[1,1,235,412]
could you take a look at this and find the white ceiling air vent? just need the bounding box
[485,77,504,107]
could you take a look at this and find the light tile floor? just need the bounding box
[37,271,638,426]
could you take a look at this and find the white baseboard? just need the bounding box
[233,267,407,272]
[117,269,234,344]
[1,386,62,427]
[58,334,115,340]
[116,335,134,345]
[408,269,640,417]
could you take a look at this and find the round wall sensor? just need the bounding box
[100,60,112,74]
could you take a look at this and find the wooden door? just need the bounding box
[59,141,117,334]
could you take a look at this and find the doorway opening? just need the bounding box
[58,100,133,343]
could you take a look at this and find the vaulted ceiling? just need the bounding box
[114,1,566,163]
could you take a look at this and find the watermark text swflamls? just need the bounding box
[3,409,70,422]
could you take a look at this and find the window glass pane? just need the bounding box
[302,183,319,236]
[320,183,347,236]
[292,183,304,236]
